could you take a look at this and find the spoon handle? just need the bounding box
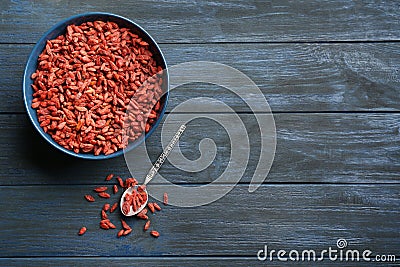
[143,124,186,185]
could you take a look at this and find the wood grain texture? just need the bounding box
[0,0,399,43]
[1,113,399,185]
[2,258,396,266]
[1,0,400,263]
[2,42,400,113]
[0,184,398,257]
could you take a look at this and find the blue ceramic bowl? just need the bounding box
[23,13,169,159]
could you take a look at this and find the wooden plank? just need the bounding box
[0,184,398,257]
[1,113,399,185]
[2,257,396,266]
[0,0,399,43]
[2,42,400,113]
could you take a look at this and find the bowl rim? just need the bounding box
[23,12,169,160]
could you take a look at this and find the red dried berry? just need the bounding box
[137,213,148,220]
[150,230,160,237]
[147,202,155,213]
[121,219,131,230]
[84,195,95,202]
[101,210,108,220]
[93,186,108,193]
[144,221,150,231]
[140,208,148,215]
[122,202,130,215]
[98,192,111,199]
[110,202,118,213]
[163,192,168,205]
[103,203,110,211]
[113,185,118,194]
[105,174,114,181]
[117,177,124,188]
[117,229,124,238]
[153,202,161,211]
[125,178,138,188]
[100,221,110,230]
[107,221,116,229]
[78,227,87,235]
[123,229,132,235]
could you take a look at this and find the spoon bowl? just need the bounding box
[120,185,148,216]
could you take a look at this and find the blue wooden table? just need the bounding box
[0,1,399,266]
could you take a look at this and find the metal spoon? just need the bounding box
[120,124,186,216]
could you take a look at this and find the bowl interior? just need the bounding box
[23,13,169,159]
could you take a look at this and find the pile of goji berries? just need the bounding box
[121,185,148,215]
[30,20,164,155]
[79,173,166,238]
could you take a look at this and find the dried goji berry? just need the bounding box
[105,174,114,181]
[144,221,150,231]
[84,195,95,202]
[93,186,108,193]
[163,192,168,205]
[150,230,160,237]
[121,219,131,230]
[101,210,108,220]
[117,229,124,238]
[110,202,118,213]
[78,227,87,235]
[98,192,111,199]
[103,203,110,211]
[147,202,155,213]
[153,202,161,211]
